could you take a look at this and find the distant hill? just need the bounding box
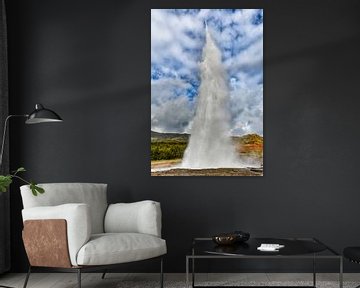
[233,134,263,145]
[232,134,263,158]
[151,130,263,145]
[151,131,189,142]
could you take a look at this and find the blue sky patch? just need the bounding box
[151,9,263,136]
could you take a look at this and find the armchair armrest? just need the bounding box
[104,200,162,237]
[22,203,91,266]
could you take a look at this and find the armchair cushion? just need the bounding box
[22,203,91,266]
[76,233,167,266]
[21,183,108,234]
[104,201,162,237]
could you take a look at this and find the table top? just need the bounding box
[190,237,340,258]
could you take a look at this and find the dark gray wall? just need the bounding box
[0,0,10,274]
[5,0,360,272]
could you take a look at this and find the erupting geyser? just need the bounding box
[182,26,240,168]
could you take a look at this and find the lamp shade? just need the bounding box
[25,104,63,124]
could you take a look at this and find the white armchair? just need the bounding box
[20,183,166,288]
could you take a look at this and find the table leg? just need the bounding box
[313,254,316,287]
[339,257,343,288]
[186,257,189,288]
[192,247,195,288]
[192,257,195,288]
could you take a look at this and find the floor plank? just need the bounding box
[0,273,359,288]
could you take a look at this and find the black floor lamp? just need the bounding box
[0,103,62,288]
[0,103,63,167]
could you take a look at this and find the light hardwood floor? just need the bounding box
[0,273,359,288]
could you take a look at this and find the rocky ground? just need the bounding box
[151,167,263,176]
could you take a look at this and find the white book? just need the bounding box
[257,243,285,251]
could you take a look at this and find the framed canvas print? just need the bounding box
[151,9,263,176]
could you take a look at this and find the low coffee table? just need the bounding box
[186,237,342,288]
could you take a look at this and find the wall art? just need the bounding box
[151,9,263,176]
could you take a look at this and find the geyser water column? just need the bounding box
[182,27,239,168]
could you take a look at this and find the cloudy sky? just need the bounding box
[151,9,263,136]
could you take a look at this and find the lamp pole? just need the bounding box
[0,114,28,169]
[0,115,27,288]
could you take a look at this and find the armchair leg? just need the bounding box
[23,266,31,288]
[101,270,107,279]
[160,257,164,288]
[77,269,81,288]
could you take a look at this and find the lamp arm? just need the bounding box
[0,114,28,169]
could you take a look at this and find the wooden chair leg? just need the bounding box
[22,266,31,288]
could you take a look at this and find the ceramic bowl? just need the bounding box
[212,233,238,245]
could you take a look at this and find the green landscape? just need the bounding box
[151,130,263,174]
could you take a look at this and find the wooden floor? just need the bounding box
[0,273,359,288]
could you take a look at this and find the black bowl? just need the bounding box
[233,230,250,242]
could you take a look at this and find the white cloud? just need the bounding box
[225,37,263,81]
[229,81,263,136]
[151,78,195,133]
[151,9,263,135]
